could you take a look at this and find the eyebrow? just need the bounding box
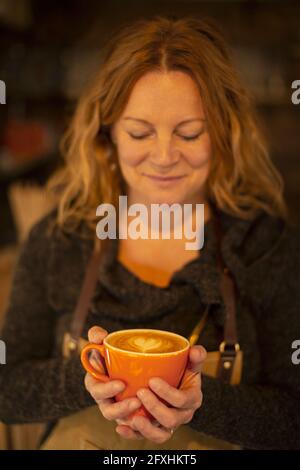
[123,117,206,127]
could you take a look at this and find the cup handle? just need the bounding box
[80,343,110,382]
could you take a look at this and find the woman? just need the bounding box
[0,15,299,450]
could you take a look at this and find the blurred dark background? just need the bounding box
[0,0,300,248]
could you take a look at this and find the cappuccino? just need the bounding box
[108,329,187,354]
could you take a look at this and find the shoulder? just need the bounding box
[22,209,95,312]
[16,208,59,266]
[221,209,300,308]
[20,208,94,279]
[241,210,299,266]
[24,207,58,244]
[222,208,299,265]
[24,207,93,252]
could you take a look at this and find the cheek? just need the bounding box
[117,142,146,188]
[117,140,146,168]
[187,134,212,168]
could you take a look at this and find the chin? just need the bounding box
[146,194,186,206]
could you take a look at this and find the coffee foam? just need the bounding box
[109,331,186,354]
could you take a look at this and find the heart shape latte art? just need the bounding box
[127,335,172,353]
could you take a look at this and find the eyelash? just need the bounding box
[129,132,202,141]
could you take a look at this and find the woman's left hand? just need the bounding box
[115,345,207,444]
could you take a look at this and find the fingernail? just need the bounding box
[114,382,125,392]
[136,389,146,398]
[199,346,207,359]
[149,378,159,388]
[129,400,140,410]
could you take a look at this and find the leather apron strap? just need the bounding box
[63,237,106,357]
[212,208,240,383]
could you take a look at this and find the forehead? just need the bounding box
[121,70,205,122]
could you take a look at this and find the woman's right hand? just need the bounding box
[84,326,143,428]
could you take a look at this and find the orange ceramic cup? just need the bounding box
[80,329,190,419]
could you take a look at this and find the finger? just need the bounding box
[187,345,207,372]
[88,326,108,343]
[136,388,191,430]
[99,397,142,421]
[115,424,144,440]
[179,369,201,391]
[84,372,98,391]
[89,351,105,372]
[96,397,114,409]
[148,377,199,409]
[85,373,125,400]
[131,415,172,444]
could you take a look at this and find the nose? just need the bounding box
[149,136,180,170]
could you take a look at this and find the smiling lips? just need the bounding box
[143,173,186,182]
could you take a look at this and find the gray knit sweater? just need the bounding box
[0,207,300,449]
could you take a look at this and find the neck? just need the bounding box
[121,191,211,237]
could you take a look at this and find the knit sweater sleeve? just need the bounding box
[0,215,94,424]
[189,226,300,449]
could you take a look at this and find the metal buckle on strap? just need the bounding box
[219,341,240,374]
[219,341,240,353]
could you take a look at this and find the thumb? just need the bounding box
[187,345,207,373]
[88,326,108,344]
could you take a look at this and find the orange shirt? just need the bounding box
[118,250,172,288]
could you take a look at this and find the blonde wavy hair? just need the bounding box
[47,15,287,236]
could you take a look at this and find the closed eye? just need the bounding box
[128,133,152,140]
[179,132,203,141]
[179,134,201,140]
[128,131,204,141]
